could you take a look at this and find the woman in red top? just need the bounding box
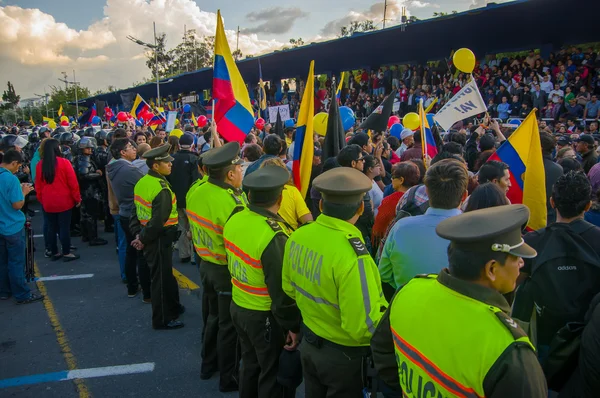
[372,162,420,255]
[35,138,81,262]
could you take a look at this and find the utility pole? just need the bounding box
[236,26,240,60]
[58,72,69,91]
[73,70,80,117]
[34,91,49,117]
[155,22,160,107]
[383,0,388,28]
[184,24,188,72]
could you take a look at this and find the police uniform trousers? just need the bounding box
[200,259,240,389]
[143,229,181,328]
[230,302,295,398]
[80,200,99,242]
[121,217,151,299]
[300,329,368,398]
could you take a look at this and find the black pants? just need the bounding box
[44,209,72,256]
[143,234,180,328]
[70,206,80,233]
[121,217,151,298]
[80,202,98,242]
[201,259,239,389]
[231,303,295,398]
[197,254,217,374]
[300,339,367,398]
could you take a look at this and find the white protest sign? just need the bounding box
[165,111,178,132]
[268,105,290,123]
[433,79,486,131]
[393,100,400,112]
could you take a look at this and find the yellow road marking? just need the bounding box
[34,263,91,398]
[172,268,200,290]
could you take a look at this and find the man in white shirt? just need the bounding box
[395,128,415,158]
[540,75,553,95]
[548,83,564,104]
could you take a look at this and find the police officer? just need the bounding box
[370,204,548,397]
[282,167,387,398]
[59,131,74,162]
[74,137,107,246]
[94,130,113,232]
[130,144,183,330]
[224,166,301,398]
[186,141,247,392]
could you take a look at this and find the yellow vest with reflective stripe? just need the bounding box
[389,274,535,398]
[224,209,292,311]
[133,174,178,227]
[185,175,208,207]
[282,214,387,347]
[187,180,248,265]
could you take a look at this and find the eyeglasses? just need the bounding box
[356,157,365,162]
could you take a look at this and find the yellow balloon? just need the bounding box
[453,48,476,73]
[60,116,69,122]
[175,119,180,126]
[170,128,183,138]
[313,112,328,136]
[403,112,420,131]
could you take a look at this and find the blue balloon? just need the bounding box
[91,116,101,125]
[339,106,356,132]
[390,123,404,139]
[284,119,295,128]
[509,119,522,126]
[183,104,191,113]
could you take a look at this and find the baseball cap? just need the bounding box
[576,134,595,146]
[400,128,414,140]
[556,135,571,146]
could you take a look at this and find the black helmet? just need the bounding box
[104,130,114,145]
[78,136,96,149]
[84,127,96,137]
[39,126,51,137]
[59,132,74,145]
[51,132,61,139]
[95,129,109,146]
[54,126,66,134]
[10,126,18,135]
[29,131,40,143]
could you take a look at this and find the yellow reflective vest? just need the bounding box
[133,174,178,227]
[186,179,247,265]
[389,274,535,398]
[282,214,387,346]
[224,208,293,311]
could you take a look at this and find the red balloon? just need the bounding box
[139,109,154,121]
[388,116,400,129]
[255,118,265,130]
[117,111,129,122]
[197,115,208,127]
[60,120,69,127]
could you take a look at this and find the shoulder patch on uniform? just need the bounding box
[266,219,282,232]
[348,237,369,256]
[494,311,528,340]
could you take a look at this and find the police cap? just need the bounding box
[436,204,537,259]
[143,143,173,162]
[243,165,289,205]
[313,167,372,205]
[202,141,243,169]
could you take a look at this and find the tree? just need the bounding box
[407,16,419,23]
[145,32,174,80]
[339,20,376,37]
[2,81,20,109]
[433,11,457,17]
[165,31,214,76]
[47,85,91,118]
[232,48,243,60]
[289,38,305,48]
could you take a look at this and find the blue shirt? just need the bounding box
[378,207,462,289]
[497,103,510,119]
[0,167,25,236]
[585,101,600,118]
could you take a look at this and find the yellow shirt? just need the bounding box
[278,185,311,230]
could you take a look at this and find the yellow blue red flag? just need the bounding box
[258,58,267,111]
[488,109,546,230]
[336,72,345,104]
[419,99,438,160]
[292,60,315,198]
[213,10,254,143]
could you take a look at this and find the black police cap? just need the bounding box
[436,204,537,258]
[202,141,243,169]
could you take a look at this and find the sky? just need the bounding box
[0,0,504,99]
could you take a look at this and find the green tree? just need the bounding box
[145,32,174,80]
[232,48,243,60]
[289,37,305,48]
[0,109,18,124]
[2,81,20,109]
[433,11,457,17]
[47,85,91,118]
[339,20,376,37]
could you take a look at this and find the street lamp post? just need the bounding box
[127,22,162,107]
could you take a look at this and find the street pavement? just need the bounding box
[0,202,304,397]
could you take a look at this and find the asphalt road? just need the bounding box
[0,202,305,397]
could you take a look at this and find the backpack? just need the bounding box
[515,221,600,389]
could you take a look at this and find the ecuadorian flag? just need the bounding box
[292,60,315,198]
[131,94,150,120]
[488,110,546,230]
[419,99,438,160]
[213,10,254,143]
[336,72,345,104]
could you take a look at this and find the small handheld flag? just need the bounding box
[419,99,438,162]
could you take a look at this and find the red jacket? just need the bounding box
[35,157,81,213]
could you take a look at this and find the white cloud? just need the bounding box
[320,0,438,37]
[1,0,285,98]
[469,0,511,9]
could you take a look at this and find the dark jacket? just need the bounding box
[582,150,598,174]
[106,158,144,218]
[543,155,563,224]
[167,149,199,209]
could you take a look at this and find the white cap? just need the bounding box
[400,128,415,140]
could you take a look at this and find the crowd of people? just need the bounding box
[0,44,599,398]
